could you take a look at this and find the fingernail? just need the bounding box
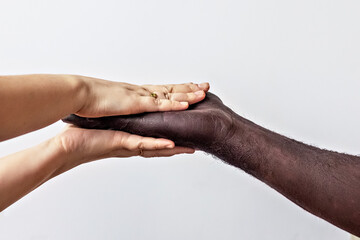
[166,144,174,149]
[180,102,188,106]
[198,83,208,89]
[195,90,204,96]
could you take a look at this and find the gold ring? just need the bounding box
[150,92,158,99]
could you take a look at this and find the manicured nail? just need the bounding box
[195,90,204,96]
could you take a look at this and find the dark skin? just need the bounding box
[63,92,360,237]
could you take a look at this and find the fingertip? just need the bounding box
[165,143,175,149]
[194,90,205,97]
[187,91,206,105]
[186,148,196,154]
[177,147,196,154]
[180,101,189,109]
[156,139,175,149]
[198,82,210,91]
[158,138,175,149]
[195,90,206,101]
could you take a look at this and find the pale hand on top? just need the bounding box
[75,76,210,118]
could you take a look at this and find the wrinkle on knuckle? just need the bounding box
[153,98,161,106]
[162,86,170,93]
[154,141,162,150]
[139,87,150,95]
[137,140,145,150]
[164,92,170,100]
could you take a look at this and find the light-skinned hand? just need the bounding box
[76,76,210,117]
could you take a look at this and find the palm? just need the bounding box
[56,125,118,159]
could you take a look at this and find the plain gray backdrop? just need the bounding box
[0,0,359,239]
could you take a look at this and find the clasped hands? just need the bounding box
[55,77,212,170]
[60,77,360,237]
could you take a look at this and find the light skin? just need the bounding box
[0,74,210,211]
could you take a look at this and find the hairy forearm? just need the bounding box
[0,138,66,211]
[0,74,87,141]
[217,114,360,236]
[62,92,360,236]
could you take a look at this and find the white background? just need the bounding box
[0,0,359,239]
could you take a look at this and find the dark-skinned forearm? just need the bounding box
[62,92,360,236]
[215,113,360,236]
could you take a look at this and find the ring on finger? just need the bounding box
[150,92,158,99]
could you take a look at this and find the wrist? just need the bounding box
[212,113,268,178]
[66,74,90,115]
[47,135,81,178]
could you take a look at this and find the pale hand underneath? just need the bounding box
[53,125,195,175]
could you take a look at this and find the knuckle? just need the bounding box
[164,92,170,100]
[154,141,162,150]
[125,140,139,151]
[139,87,150,95]
[127,144,137,151]
[154,98,161,106]
[137,141,145,149]
[186,83,197,91]
[171,100,179,107]
[162,86,170,93]
[163,85,174,93]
